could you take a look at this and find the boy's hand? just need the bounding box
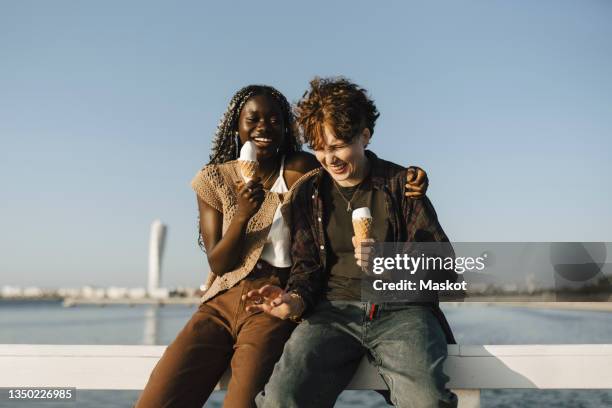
[353,236,376,273]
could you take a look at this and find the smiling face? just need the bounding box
[314,124,371,186]
[237,94,285,161]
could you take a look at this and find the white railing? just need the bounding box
[2,344,612,408]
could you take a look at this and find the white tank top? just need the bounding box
[260,156,292,267]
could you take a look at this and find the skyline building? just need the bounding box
[148,219,167,297]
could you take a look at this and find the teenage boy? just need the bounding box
[246,77,458,408]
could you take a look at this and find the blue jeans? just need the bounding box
[256,301,457,408]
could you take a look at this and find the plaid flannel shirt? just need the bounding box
[286,150,457,343]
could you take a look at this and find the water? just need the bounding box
[1,300,612,407]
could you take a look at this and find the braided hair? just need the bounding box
[198,85,301,253]
[208,85,301,164]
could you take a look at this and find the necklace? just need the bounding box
[332,180,362,212]
[259,162,279,190]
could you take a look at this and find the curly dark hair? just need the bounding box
[199,85,301,252]
[208,85,301,164]
[295,77,380,150]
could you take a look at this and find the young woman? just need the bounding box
[135,84,428,408]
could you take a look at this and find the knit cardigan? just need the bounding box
[191,159,315,303]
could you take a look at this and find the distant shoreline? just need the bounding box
[2,297,611,312]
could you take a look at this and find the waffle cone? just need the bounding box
[353,217,373,241]
[239,160,258,181]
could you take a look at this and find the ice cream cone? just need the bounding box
[239,160,258,182]
[353,217,373,241]
[352,207,373,241]
[238,141,259,182]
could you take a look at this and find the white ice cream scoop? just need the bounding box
[352,207,372,220]
[352,207,373,242]
[239,140,258,162]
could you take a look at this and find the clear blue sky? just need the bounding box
[1,1,611,288]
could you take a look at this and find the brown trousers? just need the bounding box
[135,262,295,408]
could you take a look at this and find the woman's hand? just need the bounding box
[352,236,376,273]
[235,178,265,221]
[405,166,429,198]
[242,285,304,320]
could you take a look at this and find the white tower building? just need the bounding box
[148,219,167,298]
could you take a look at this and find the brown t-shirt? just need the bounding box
[322,175,388,300]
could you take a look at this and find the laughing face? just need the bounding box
[313,124,371,187]
[237,94,285,161]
